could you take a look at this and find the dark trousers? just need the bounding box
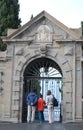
[38,111,44,122]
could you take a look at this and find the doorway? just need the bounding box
[22,57,62,122]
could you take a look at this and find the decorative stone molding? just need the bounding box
[15,48,24,55]
[64,47,73,55]
[0,51,7,61]
[36,25,52,42]
[40,45,48,56]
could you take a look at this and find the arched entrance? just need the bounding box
[22,57,63,122]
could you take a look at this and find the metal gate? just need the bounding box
[22,77,62,122]
[22,57,62,122]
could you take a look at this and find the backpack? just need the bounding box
[53,96,58,107]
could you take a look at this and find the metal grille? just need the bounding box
[24,57,62,78]
[22,57,62,122]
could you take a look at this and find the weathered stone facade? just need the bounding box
[0,11,83,123]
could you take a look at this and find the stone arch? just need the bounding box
[12,49,72,122]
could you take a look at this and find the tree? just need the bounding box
[0,38,7,51]
[30,14,33,20]
[0,0,21,36]
[81,21,83,36]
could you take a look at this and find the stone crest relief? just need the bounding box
[39,45,47,56]
[36,25,52,42]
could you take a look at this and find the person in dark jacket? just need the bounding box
[26,88,38,123]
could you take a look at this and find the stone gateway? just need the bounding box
[0,11,83,123]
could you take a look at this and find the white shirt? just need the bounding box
[46,94,53,106]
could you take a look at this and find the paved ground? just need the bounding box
[0,122,83,130]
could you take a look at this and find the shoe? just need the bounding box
[49,122,53,124]
[27,121,30,123]
[31,121,34,123]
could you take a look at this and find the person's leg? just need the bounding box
[42,111,44,121]
[48,107,51,123]
[38,111,44,123]
[38,111,41,122]
[41,111,44,122]
[31,106,36,122]
[48,107,52,123]
[51,107,54,123]
[27,105,31,122]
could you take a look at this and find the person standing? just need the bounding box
[37,94,46,123]
[26,88,38,123]
[46,90,54,124]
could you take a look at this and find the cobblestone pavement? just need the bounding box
[0,122,83,130]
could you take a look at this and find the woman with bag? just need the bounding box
[46,90,54,124]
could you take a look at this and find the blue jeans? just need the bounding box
[38,111,44,122]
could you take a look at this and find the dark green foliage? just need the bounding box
[0,0,21,36]
[30,14,33,20]
[81,21,83,36]
[0,38,7,51]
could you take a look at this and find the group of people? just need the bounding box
[26,88,56,124]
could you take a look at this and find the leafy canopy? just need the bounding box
[0,0,21,51]
[0,0,21,36]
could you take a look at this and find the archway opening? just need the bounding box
[22,57,63,122]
